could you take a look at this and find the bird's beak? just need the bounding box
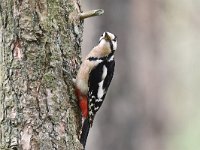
[103,32,111,41]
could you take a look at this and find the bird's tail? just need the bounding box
[80,118,90,149]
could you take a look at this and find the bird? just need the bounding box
[73,31,117,148]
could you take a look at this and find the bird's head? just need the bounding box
[99,32,117,51]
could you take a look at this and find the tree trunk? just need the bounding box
[0,0,83,149]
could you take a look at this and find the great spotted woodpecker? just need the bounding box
[74,32,117,148]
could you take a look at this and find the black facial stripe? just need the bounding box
[108,50,115,58]
[109,40,114,51]
[113,36,117,42]
[88,51,114,62]
[110,34,117,50]
[88,57,106,61]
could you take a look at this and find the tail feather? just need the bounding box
[80,118,90,149]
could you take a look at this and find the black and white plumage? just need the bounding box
[88,51,115,126]
[74,31,117,148]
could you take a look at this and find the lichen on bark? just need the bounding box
[0,0,83,149]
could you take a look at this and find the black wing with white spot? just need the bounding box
[88,59,115,126]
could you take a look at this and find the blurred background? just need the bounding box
[81,0,200,150]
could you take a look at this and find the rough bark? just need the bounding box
[0,0,83,149]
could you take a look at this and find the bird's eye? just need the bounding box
[113,38,117,42]
[113,36,117,42]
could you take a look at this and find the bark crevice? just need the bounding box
[0,0,83,149]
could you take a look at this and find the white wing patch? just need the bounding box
[97,65,107,99]
[97,81,104,99]
[102,65,108,79]
[94,107,99,111]
[96,99,103,102]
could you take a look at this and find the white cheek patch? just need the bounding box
[112,41,117,50]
